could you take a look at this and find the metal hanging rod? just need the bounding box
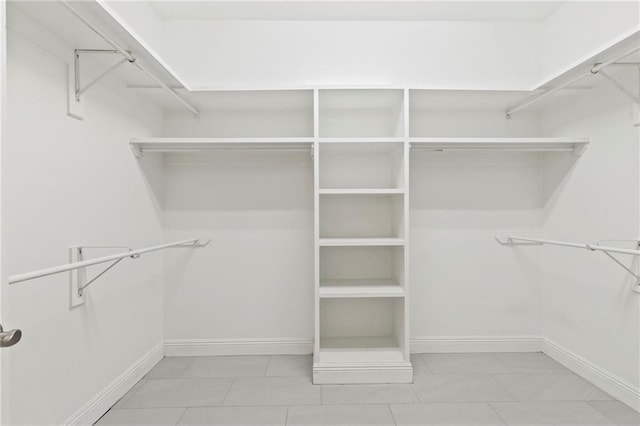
[506,44,640,118]
[496,235,640,289]
[8,238,211,285]
[59,0,200,118]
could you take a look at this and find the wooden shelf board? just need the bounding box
[318,238,405,247]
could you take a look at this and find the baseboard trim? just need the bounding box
[63,343,164,426]
[164,338,314,357]
[410,336,543,353]
[542,338,640,412]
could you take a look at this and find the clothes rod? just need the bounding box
[506,44,640,117]
[8,238,210,285]
[411,147,575,153]
[500,236,640,256]
[58,0,200,118]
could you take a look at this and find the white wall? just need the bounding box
[162,20,540,90]
[540,77,640,408]
[162,150,315,347]
[2,10,165,425]
[540,1,640,84]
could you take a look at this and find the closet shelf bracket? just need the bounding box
[74,49,132,102]
[496,236,640,291]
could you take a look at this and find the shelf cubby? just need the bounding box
[318,89,405,138]
[319,141,405,190]
[319,194,404,239]
[319,246,405,293]
[318,297,406,364]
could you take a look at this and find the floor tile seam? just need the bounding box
[386,403,399,426]
[416,354,434,374]
[485,401,509,425]
[284,405,290,426]
[178,357,197,379]
[172,407,188,426]
[488,352,517,374]
[585,401,635,426]
[220,377,236,407]
[485,374,521,402]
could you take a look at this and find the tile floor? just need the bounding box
[96,353,639,425]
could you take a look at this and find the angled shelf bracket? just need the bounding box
[596,67,640,106]
[497,236,640,292]
[74,49,132,102]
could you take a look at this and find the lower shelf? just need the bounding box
[318,336,405,363]
[319,279,405,298]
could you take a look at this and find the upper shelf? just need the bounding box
[9,1,195,111]
[131,137,589,157]
[130,137,315,157]
[410,137,589,155]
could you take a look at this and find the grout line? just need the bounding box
[387,403,398,426]
[173,407,188,426]
[264,355,273,377]
[488,374,520,402]
[178,357,197,379]
[489,352,515,374]
[486,402,509,426]
[220,377,236,407]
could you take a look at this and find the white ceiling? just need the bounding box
[148,1,566,21]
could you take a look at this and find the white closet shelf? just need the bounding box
[319,279,405,298]
[130,137,315,157]
[11,1,192,103]
[318,337,405,363]
[319,188,405,195]
[318,138,405,143]
[410,137,589,154]
[318,238,405,247]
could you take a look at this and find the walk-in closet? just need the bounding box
[1,1,639,425]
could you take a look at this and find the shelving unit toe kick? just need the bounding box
[314,337,412,384]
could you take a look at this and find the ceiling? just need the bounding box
[148,1,566,21]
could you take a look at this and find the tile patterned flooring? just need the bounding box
[96,353,639,425]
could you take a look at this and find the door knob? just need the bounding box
[0,324,22,348]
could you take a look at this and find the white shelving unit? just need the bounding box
[126,88,590,386]
[313,89,413,384]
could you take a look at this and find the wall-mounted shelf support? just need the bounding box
[598,69,640,105]
[505,44,640,119]
[74,49,130,101]
[496,236,640,291]
[60,0,200,118]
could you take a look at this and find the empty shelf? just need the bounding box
[319,279,405,298]
[318,238,405,247]
[319,188,405,195]
[130,137,314,156]
[318,337,405,363]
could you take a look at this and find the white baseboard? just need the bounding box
[410,336,543,353]
[164,338,314,357]
[542,338,640,412]
[63,343,164,426]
